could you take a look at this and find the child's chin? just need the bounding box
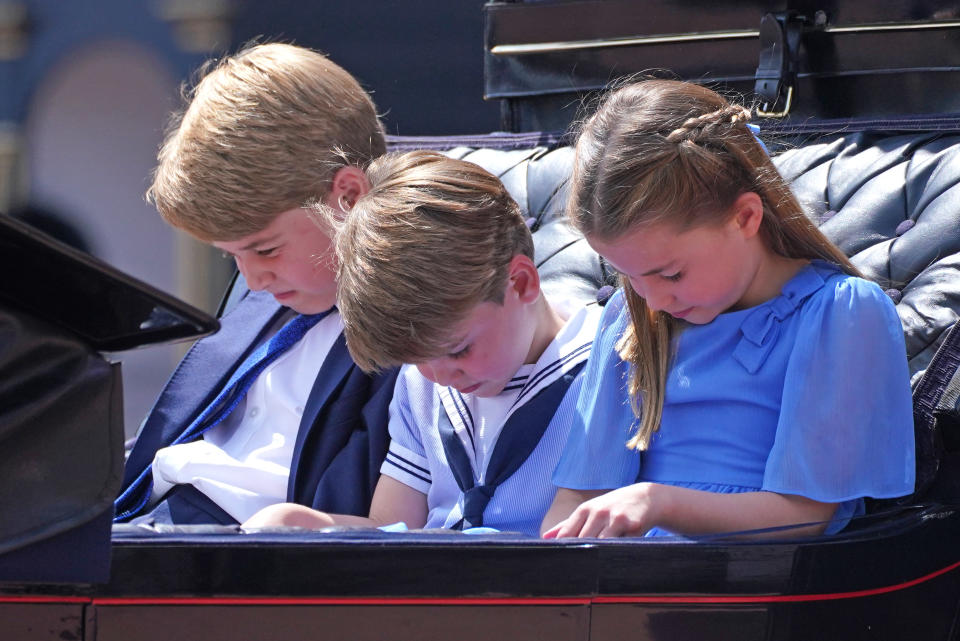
[287,295,336,315]
[677,309,718,325]
[467,382,503,398]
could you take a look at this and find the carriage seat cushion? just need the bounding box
[444,130,960,383]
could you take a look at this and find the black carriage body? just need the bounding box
[2,127,960,641]
[485,1,960,132]
[6,508,960,640]
[5,3,960,640]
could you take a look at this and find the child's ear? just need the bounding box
[729,191,764,238]
[325,166,370,211]
[507,255,541,304]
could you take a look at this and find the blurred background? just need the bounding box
[0,0,499,436]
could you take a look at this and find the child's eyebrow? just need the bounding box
[444,333,469,353]
[239,233,283,251]
[640,261,677,277]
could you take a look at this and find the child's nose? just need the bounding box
[633,277,673,312]
[645,292,672,312]
[237,256,273,291]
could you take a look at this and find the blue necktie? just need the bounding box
[437,362,584,530]
[114,311,330,522]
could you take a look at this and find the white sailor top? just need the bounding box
[381,303,602,537]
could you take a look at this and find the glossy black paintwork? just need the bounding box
[0,215,218,351]
[485,1,960,131]
[2,506,958,640]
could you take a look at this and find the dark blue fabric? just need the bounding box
[114,309,329,521]
[437,362,585,529]
[287,333,398,512]
[135,483,239,526]
[120,290,281,490]
[115,290,398,524]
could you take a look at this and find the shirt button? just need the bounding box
[295,406,304,415]
[249,407,260,418]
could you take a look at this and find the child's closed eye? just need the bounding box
[255,246,280,257]
[662,271,683,282]
[449,344,472,360]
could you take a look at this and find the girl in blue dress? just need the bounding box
[542,80,915,539]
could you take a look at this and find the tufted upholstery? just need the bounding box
[446,145,610,310]
[778,132,960,383]
[448,131,960,384]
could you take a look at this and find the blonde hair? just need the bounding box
[569,79,859,450]
[332,150,534,372]
[147,42,385,241]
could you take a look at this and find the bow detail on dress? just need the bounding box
[732,265,827,373]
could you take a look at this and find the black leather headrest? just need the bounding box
[778,131,960,382]
[445,131,960,382]
[446,145,610,309]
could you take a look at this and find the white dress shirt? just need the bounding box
[150,311,344,522]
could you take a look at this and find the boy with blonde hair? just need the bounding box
[115,43,398,525]
[244,152,602,536]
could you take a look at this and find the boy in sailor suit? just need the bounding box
[114,43,398,525]
[243,151,602,536]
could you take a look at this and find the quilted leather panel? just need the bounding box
[454,146,608,310]
[455,131,960,381]
[780,132,960,381]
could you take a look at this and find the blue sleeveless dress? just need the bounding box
[553,261,915,536]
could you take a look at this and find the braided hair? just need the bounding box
[568,80,857,450]
[665,104,751,142]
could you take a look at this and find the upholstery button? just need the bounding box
[596,285,615,306]
[895,219,915,236]
[885,289,903,304]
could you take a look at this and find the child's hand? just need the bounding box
[241,503,337,530]
[542,483,661,539]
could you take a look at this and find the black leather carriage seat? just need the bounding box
[434,130,960,507]
[228,131,960,509]
[441,131,960,384]
[444,144,610,310]
[777,132,960,383]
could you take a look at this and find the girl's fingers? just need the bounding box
[579,504,621,538]
[554,507,590,538]
[597,513,632,538]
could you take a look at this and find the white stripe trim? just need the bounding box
[381,441,432,494]
[501,304,601,423]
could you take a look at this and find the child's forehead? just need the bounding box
[412,301,495,358]
[233,207,331,243]
[448,301,507,340]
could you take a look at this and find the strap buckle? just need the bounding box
[753,12,808,119]
[757,85,794,119]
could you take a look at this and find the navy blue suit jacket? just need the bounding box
[117,287,398,525]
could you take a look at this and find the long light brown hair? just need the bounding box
[568,80,859,450]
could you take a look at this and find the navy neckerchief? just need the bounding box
[437,361,585,529]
